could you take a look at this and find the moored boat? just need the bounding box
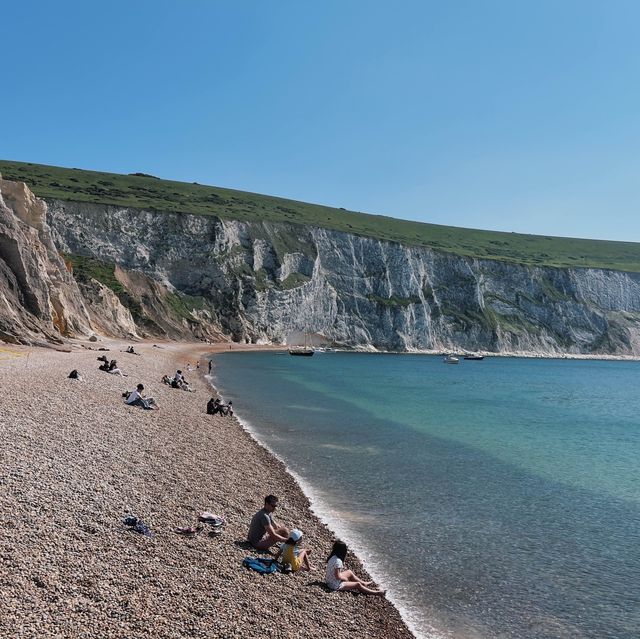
[289,348,314,357]
[443,354,459,364]
[463,354,484,360]
[289,332,315,356]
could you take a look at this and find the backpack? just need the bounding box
[68,370,79,379]
[242,557,277,574]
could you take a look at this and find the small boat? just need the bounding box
[289,332,315,357]
[443,354,459,364]
[463,354,484,360]
[289,347,314,357]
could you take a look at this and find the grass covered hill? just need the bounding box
[2,159,640,273]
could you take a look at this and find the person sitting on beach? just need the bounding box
[125,383,158,410]
[207,398,234,416]
[172,370,191,390]
[274,528,313,572]
[107,360,127,377]
[325,540,386,596]
[247,495,289,550]
[207,397,222,415]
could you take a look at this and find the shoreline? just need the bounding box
[332,346,640,361]
[0,338,415,639]
[196,341,640,362]
[204,361,428,639]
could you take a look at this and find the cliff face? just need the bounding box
[0,179,92,344]
[45,199,640,355]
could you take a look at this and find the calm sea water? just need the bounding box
[210,352,640,639]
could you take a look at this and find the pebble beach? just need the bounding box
[0,339,414,639]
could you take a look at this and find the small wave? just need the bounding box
[319,443,380,455]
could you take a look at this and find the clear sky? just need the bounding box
[3,1,640,242]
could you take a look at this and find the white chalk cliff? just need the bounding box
[2,175,639,354]
[39,197,640,356]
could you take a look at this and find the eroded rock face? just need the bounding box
[75,277,139,339]
[46,199,640,355]
[0,178,92,344]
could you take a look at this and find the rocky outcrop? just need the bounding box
[0,178,92,344]
[46,199,640,356]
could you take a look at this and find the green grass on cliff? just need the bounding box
[3,159,640,273]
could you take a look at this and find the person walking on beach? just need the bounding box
[247,495,289,550]
[325,540,386,596]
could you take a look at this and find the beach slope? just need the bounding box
[0,340,413,639]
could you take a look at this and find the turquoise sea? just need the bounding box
[210,352,640,639]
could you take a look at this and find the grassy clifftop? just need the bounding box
[2,159,639,272]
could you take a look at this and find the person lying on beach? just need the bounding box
[325,541,386,596]
[274,528,313,572]
[247,495,289,550]
[162,374,173,385]
[125,383,158,410]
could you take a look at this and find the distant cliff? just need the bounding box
[39,195,640,356]
[2,175,639,354]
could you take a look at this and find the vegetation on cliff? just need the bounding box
[2,159,640,273]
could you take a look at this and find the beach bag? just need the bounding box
[198,512,225,528]
[68,369,79,379]
[242,557,277,574]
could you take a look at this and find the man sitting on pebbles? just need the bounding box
[125,383,159,410]
[172,369,193,392]
[247,495,289,550]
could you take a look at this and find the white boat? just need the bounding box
[443,354,459,364]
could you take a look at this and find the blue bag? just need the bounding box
[242,556,277,574]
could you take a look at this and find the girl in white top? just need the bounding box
[325,541,386,596]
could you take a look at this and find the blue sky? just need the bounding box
[3,1,640,241]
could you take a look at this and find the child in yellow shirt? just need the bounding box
[276,529,312,572]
